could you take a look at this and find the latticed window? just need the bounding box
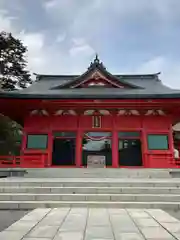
[26,134,48,149]
[147,134,169,150]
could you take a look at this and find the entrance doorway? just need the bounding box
[118,132,142,166]
[82,132,112,167]
[52,132,76,166]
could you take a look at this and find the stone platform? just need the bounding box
[25,168,172,178]
[1,208,180,240]
[1,177,180,209]
[1,168,180,179]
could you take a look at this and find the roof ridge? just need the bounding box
[34,73,160,77]
[116,72,160,77]
[34,73,160,82]
[34,73,79,77]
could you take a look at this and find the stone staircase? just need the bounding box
[25,168,172,178]
[0,169,180,209]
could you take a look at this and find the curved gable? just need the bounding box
[52,55,141,90]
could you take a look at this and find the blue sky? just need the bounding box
[1,0,180,88]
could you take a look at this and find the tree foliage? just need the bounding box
[0,31,32,90]
[0,31,32,155]
[0,116,22,155]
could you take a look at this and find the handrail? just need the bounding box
[0,154,180,168]
[0,154,46,168]
[145,154,175,168]
[170,158,180,168]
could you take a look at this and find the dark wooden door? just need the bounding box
[119,139,142,166]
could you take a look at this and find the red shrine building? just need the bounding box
[0,56,180,168]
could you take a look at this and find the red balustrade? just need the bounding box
[146,153,176,168]
[0,154,46,168]
[0,154,180,168]
[170,158,180,168]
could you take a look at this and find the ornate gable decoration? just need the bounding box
[54,110,77,116]
[72,69,124,88]
[71,55,125,88]
[30,109,49,116]
[58,55,139,89]
[84,109,111,115]
[117,109,166,116]
[73,69,124,88]
[118,109,140,116]
[145,109,166,116]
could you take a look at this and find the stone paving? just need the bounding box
[1,208,180,239]
[0,210,28,232]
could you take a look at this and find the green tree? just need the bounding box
[0,116,22,155]
[0,31,32,90]
[0,31,31,155]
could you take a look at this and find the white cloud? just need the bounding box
[44,0,58,9]
[1,0,180,87]
[0,9,48,74]
[42,0,180,84]
[69,38,94,57]
[69,44,94,57]
[0,1,95,75]
[136,56,180,89]
[43,0,180,66]
[19,32,44,52]
[0,10,15,32]
[0,8,67,75]
[44,0,180,29]
[15,31,47,74]
[72,38,86,46]
[136,57,165,74]
[56,33,66,43]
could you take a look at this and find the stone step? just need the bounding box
[1,179,180,187]
[0,193,180,202]
[0,201,178,210]
[0,178,180,210]
[1,186,180,194]
[25,168,171,178]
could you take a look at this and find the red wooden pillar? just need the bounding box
[168,127,174,155]
[112,112,118,168]
[21,130,27,154]
[76,130,82,167]
[112,130,118,168]
[47,132,53,167]
[168,126,175,166]
[141,129,148,168]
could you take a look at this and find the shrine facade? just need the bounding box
[0,56,180,168]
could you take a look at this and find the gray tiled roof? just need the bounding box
[0,73,180,99]
[1,55,180,99]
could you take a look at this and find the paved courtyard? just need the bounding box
[0,210,28,232]
[1,208,180,239]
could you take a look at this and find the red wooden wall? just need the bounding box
[142,116,173,168]
[22,114,174,168]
